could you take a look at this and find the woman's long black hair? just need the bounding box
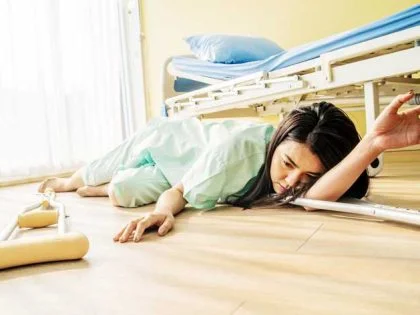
[228,102,369,208]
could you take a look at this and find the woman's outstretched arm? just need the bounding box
[114,183,186,242]
[304,91,419,205]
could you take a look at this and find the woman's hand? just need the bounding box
[370,91,420,152]
[113,183,186,243]
[113,211,175,243]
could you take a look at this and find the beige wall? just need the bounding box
[139,0,418,129]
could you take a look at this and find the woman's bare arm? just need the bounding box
[304,92,419,207]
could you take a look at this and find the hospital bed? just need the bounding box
[163,5,420,176]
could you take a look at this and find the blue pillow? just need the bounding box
[184,34,284,64]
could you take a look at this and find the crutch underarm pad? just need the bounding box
[18,210,58,228]
[0,232,89,270]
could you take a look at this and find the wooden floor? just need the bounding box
[0,150,420,315]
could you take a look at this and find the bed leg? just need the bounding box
[364,81,383,177]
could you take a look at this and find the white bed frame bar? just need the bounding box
[292,198,420,227]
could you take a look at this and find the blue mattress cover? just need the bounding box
[172,5,420,81]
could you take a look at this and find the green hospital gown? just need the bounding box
[81,117,275,209]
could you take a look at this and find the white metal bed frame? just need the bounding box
[163,26,420,176]
[164,27,420,117]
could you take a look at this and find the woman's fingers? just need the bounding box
[158,216,174,236]
[131,213,173,242]
[387,91,414,113]
[119,219,140,243]
[133,216,149,242]
[113,222,135,242]
[404,104,420,117]
[113,227,125,242]
[113,213,174,243]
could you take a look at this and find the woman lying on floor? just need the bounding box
[39,91,420,243]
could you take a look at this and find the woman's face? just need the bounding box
[270,140,324,194]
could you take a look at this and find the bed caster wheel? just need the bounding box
[367,154,384,177]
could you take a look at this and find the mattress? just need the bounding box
[172,5,420,81]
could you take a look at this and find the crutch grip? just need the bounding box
[18,210,58,228]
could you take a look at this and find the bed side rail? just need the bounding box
[165,71,307,116]
[319,25,420,82]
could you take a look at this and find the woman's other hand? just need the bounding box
[371,91,420,152]
[113,183,186,243]
[113,211,175,243]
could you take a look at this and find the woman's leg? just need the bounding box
[38,131,144,194]
[76,184,109,197]
[108,165,170,207]
[38,168,85,192]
